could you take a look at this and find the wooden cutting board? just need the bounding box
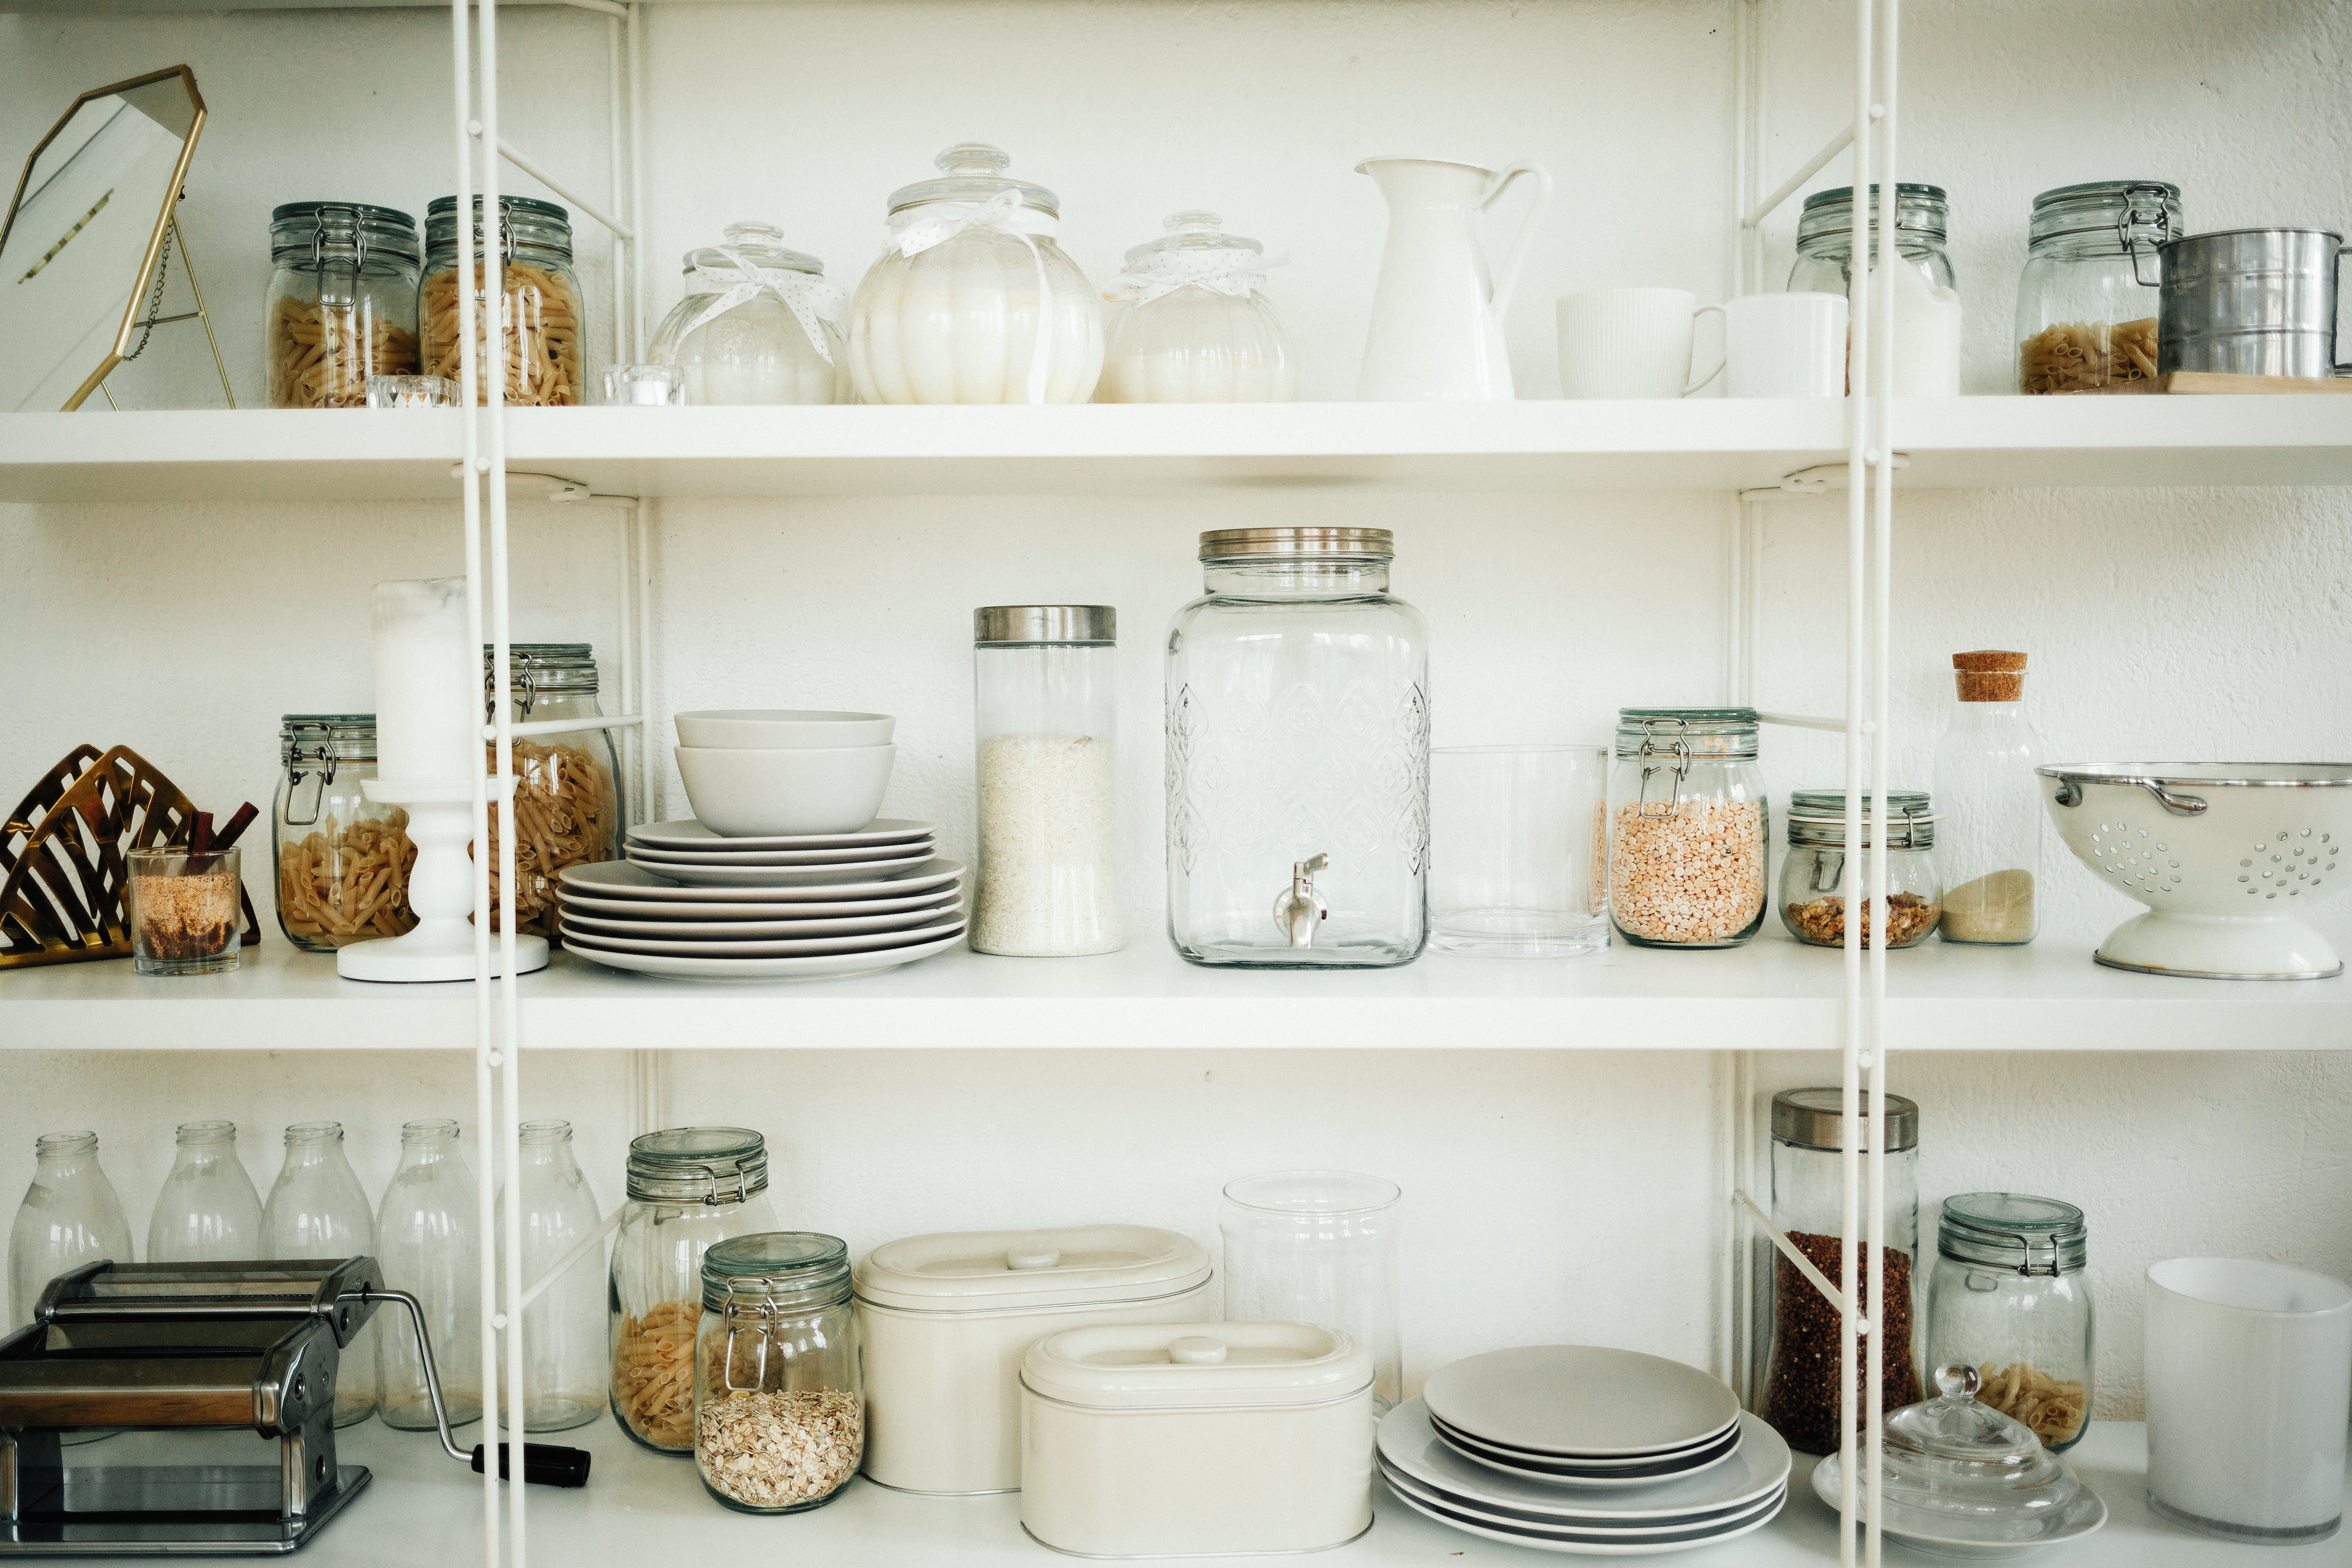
[2068,371,2352,395]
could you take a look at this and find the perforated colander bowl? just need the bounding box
[2040,764,2352,979]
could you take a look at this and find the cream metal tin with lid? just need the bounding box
[1018,1321,1376,1558]
[853,1225,1212,1495]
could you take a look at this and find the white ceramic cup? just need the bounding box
[1555,288,1724,398]
[2145,1257,2352,1544]
[1724,292,1849,398]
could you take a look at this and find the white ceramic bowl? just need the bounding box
[675,743,896,836]
[675,709,896,749]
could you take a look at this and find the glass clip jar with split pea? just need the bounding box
[421,195,585,406]
[273,715,420,952]
[1605,709,1768,949]
[1925,1194,2094,1454]
[608,1128,781,1454]
[1780,789,1943,950]
[266,202,421,408]
[1789,183,1962,396]
[482,644,623,940]
[2016,181,2180,394]
[694,1233,862,1514]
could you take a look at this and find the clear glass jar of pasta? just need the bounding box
[421,195,585,406]
[480,643,621,939]
[271,714,418,950]
[266,203,421,407]
[693,1233,861,1513]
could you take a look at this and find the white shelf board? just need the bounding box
[7,925,2349,1052]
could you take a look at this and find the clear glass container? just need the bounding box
[609,1127,781,1454]
[1099,211,1298,403]
[1758,1088,1923,1455]
[2016,181,2178,394]
[1837,1363,2090,1552]
[421,195,584,406]
[1428,745,1610,957]
[1166,527,1429,968]
[274,714,418,951]
[1789,183,1962,397]
[1924,1194,2093,1454]
[1780,788,1943,949]
[1219,1171,1402,1412]
[1606,709,1769,948]
[147,1119,262,1263]
[483,645,621,940]
[261,1121,377,1426]
[266,202,421,408]
[499,1119,605,1432]
[649,221,845,406]
[971,606,1122,956]
[126,846,242,975]
[848,143,1103,404]
[1933,653,2043,945]
[692,1232,861,1513]
[9,1132,132,1328]
[376,1118,481,1430]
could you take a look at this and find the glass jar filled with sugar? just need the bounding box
[1099,212,1297,402]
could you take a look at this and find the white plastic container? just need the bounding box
[854,1225,1212,1494]
[1019,1321,1375,1558]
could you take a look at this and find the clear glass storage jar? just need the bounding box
[1099,211,1297,403]
[1924,1193,2093,1454]
[1789,183,1962,396]
[1758,1088,1923,1454]
[692,1233,861,1513]
[267,202,421,408]
[274,714,418,951]
[649,221,846,406]
[2015,181,2178,393]
[848,143,1103,404]
[1220,1170,1402,1412]
[421,195,584,406]
[1606,708,1768,949]
[609,1127,781,1453]
[1933,652,2043,945]
[971,606,1123,956]
[482,645,621,940]
[1780,788,1943,950]
[1166,527,1429,968]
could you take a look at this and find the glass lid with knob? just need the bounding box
[887,143,1059,215]
[681,220,826,279]
[1872,1363,2086,1536]
[1120,211,1265,269]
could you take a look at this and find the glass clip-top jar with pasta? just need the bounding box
[650,220,846,405]
[422,195,585,406]
[1780,788,1943,950]
[1924,1193,2094,1455]
[1606,708,1768,949]
[2015,180,2180,394]
[272,714,418,951]
[481,643,621,939]
[694,1233,862,1514]
[1100,211,1298,403]
[267,203,421,408]
[1789,183,1962,396]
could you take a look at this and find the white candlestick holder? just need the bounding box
[336,780,549,982]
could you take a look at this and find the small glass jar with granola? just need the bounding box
[694,1232,861,1513]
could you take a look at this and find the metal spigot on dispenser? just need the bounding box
[1274,854,1330,948]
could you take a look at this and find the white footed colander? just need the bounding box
[2039,763,2352,979]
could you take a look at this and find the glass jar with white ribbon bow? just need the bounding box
[848,143,1103,404]
[1100,212,1298,402]
[649,222,846,405]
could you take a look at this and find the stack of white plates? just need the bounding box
[1381,1346,1789,1555]
[622,818,937,886]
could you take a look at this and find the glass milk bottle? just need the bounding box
[261,1122,378,1425]
[147,1120,263,1263]
[1100,212,1298,402]
[9,1132,133,1329]
[1932,652,2042,944]
[376,1119,482,1429]
[498,1120,606,1432]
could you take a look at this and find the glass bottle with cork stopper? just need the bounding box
[1933,652,2042,945]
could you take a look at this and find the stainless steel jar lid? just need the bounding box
[1613,707,1760,759]
[974,606,1116,645]
[1787,788,1937,849]
[1939,1193,2087,1275]
[701,1232,851,1312]
[1771,1087,1920,1152]
[626,1126,769,1203]
[280,714,377,764]
[1199,527,1394,561]
[483,643,599,693]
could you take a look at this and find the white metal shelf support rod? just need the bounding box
[1733,1192,1857,1320]
[481,715,645,741]
[1760,712,1874,734]
[1742,120,1858,232]
[607,17,626,371]
[628,0,648,357]
[477,133,634,241]
[515,1209,625,1313]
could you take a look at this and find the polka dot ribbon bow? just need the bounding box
[884,189,1063,403]
[678,247,848,366]
[1104,247,1287,307]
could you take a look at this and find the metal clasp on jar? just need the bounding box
[2118,183,2174,289]
[282,721,340,826]
[1635,718,1692,820]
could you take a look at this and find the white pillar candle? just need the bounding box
[373,577,477,787]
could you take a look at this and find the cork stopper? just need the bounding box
[1954,650,2026,702]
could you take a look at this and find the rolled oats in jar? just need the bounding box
[1606,708,1768,948]
[694,1233,862,1513]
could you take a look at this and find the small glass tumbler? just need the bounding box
[1219,1170,1402,1412]
[1429,745,1609,957]
[365,374,460,408]
[126,847,242,976]
[603,364,683,406]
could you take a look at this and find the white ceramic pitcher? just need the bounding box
[1356,156,1553,400]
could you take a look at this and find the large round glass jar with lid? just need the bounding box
[1099,212,1297,403]
[272,714,418,951]
[649,220,846,405]
[481,643,621,940]
[693,1233,862,1513]
[421,195,584,406]
[608,1127,782,1454]
[1924,1194,2094,1454]
[2015,181,2179,393]
[1779,788,1943,950]
[1605,709,1768,948]
[848,143,1102,404]
[266,203,421,407]
[1166,528,1428,968]
[1788,183,1962,396]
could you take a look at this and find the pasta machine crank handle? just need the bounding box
[345,1287,592,1488]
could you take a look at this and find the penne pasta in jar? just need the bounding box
[265,203,422,409]
[419,195,586,407]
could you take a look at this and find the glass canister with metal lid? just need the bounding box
[648,220,847,405]
[272,714,418,951]
[2016,181,2179,393]
[1099,211,1298,403]
[267,203,421,407]
[1924,1193,2094,1453]
[421,195,584,406]
[1605,708,1768,948]
[1780,788,1944,949]
[1789,183,1963,396]
[609,1127,782,1454]
[481,643,621,939]
[693,1233,862,1513]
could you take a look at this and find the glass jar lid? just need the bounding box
[1123,210,1263,268]
[700,1231,851,1312]
[1798,183,1949,249]
[625,1126,769,1203]
[887,143,1059,217]
[2028,181,2181,254]
[269,202,420,268]
[280,714,377,765]
[1200,527,1393,562]
[1939,1193,2088,1275]
[483,643,599,695]
[425,194,573,263]
[682,219,824,278]
[1771,1086,1920,1152]
[1787,788,1937,848]
[1875,1364,2082,1531]
[974,606,1116,646]
[1612,708,1759,759]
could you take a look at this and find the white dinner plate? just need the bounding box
[627,817,932,851]
[1379,1401,1790,1522]
[557,927,966,982]
[1429,1408,1737,1467]
[624,839,934,867]
[1381,1459,1785,1536]
[1810,1454,2106,1559]
[559,914,966,958]
[561,859,963,901]
[556,886,961,921]
[622,849,935,886]
[1383,1472,1783,1556]
[558,901,959,939]
[1422,1346,1741,1458]
[1436,1422,1739,1488]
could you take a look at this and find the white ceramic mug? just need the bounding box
[1555,288,1724,398]
[2145,1257,2352,1543]
[1725,292,1849,398]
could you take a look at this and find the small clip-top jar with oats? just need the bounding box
[1605,708,1768,948]
[694,1232,862,1514]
